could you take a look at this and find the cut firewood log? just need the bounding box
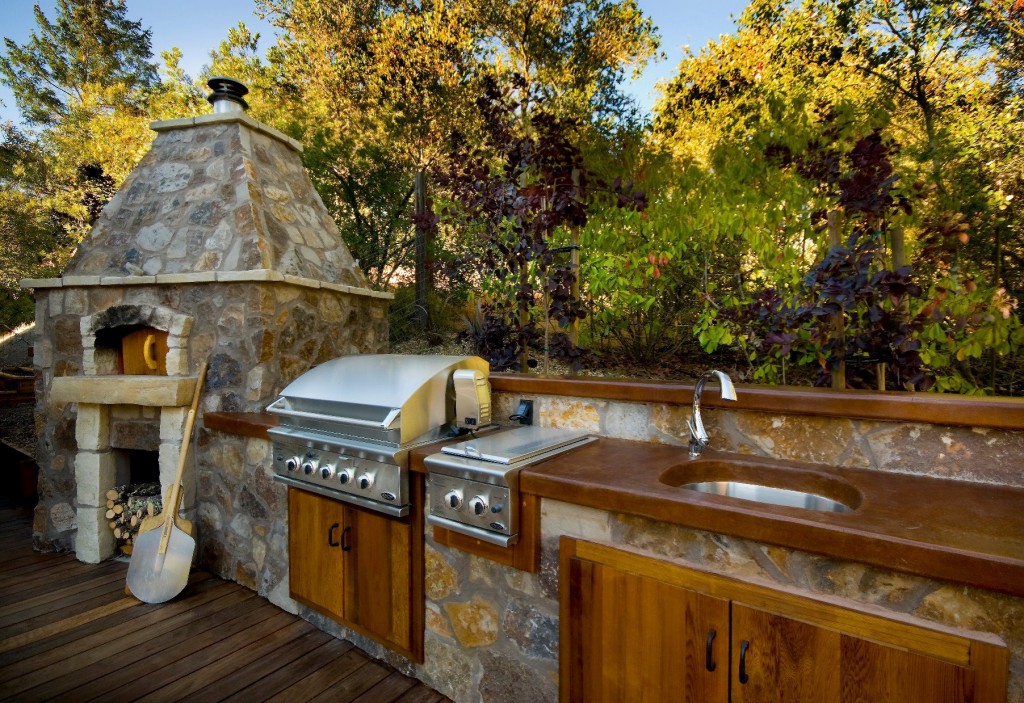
[107,482,162,553]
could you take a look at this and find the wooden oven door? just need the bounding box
[121,328,169,375]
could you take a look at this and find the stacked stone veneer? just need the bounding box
[204,389,1024,703]
[25,109,390,556]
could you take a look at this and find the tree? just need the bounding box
[254,0,659,294]
[0,0,172,323]
[649,0,1024,393]
[0,0,159,127]
[254,0,481,288]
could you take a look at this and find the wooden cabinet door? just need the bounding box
[730,603,1006,703]
[288,488,347,621]
[562,555,730,703]
[342,504,414,653]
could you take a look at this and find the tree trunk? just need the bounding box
[828,210,846,390]
[414,171,429,330]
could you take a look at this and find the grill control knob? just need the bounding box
[285,457,301,472]
[337,467,354,485]
[470,496,488,516]
[319,464,335,480]
[445,490,463,510]
[357,473,374,490]
[301,459,318,476]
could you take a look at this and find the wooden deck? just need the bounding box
[0,508,450,703]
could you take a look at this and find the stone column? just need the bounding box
[74,404,116,562]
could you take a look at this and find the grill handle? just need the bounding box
[267,397,402,430]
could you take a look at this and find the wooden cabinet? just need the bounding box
[560,538,1008,703]
[563,554,729,702]
[288,486,423,662]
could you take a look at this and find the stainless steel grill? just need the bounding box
[267,354,489,516]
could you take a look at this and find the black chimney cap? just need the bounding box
[207,76,250,111]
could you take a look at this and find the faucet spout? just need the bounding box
[688,370,737,460]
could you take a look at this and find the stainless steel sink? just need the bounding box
[659,456,862,513]
[679,480,853,513]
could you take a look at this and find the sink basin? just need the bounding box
[680,480,853,512]
[659,457,862,513]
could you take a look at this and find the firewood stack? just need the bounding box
[105,483,162,555]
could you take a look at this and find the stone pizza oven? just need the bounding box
[22,79,390,562]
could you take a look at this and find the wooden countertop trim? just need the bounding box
[204,411,278,439]
[520,440,1024,599]
[491,373,1024,429]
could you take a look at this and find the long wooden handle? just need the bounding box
[158,362,208,555]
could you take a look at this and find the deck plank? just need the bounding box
[262,648,376,702]
[142,617,314,702]
[0,508,451,703]
[0,583,242,695]
[351,670,420,702]
[80,600,284,703]
[78,593,267,702]
[219,636,356,703]
[183,626,335,701]
[393,685,446,703]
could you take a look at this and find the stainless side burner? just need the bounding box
[425,426,595,545]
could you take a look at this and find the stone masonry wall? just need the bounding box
[203,389,1024,703]
[31,280,387,551]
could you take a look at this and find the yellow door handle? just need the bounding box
[143,334,159,370]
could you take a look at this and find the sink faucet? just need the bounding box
[688,370,738,459]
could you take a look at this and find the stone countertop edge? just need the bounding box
[19,273,394,300]
[491,374,1024,429]
[519,438,1024,600]
[205,411,1024,599]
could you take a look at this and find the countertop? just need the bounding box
[520,439,1024,598]
[204,412,1024,598]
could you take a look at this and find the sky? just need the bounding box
[0,0,750,124]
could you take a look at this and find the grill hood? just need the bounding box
[268,354,489,446]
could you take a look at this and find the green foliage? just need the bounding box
[1,0,1021,395]
[640,0,1024,394]
[0,0,169,294]
[0,0,159,127]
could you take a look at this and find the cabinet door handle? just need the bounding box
[341,526,352,552]
[327,522,340,548]
[738,640,750,684]
[705,629,717,672]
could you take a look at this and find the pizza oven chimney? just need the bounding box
[207,76,249,114]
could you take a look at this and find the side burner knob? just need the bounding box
[445,490,463,510]
[285,457,301,472]
[357,473,374,490]
[469,496,488,516]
